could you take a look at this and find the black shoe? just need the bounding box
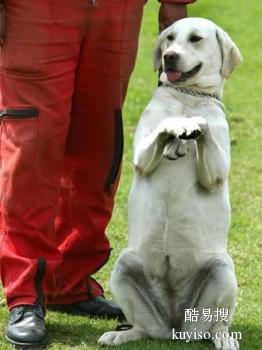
[6,305,47,348]
[48,296,125,321]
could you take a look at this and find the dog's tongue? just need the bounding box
[166,71,182,82]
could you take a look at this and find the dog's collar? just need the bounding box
[161,83,221,101]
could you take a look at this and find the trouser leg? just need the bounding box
[51,0,144,304]
[0,0,88,309]
[0,0,144,308]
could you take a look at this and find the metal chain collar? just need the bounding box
[162,83,221,101]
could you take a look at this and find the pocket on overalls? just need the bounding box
[104,110,124,193]
[0,108,39,142]
[0,107,39,209]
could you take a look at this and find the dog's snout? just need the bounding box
[163,52,180,70]
[164,52,179,61]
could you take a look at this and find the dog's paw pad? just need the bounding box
[179,128,202,140]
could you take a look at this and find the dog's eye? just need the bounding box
[189,35,203,43]
[167,34,175,41]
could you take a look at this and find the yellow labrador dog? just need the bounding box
[99,18,242,349]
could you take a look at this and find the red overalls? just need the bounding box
[0,0,144,309]
[0,0,196,310]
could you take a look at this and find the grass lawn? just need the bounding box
[0,0,261,349]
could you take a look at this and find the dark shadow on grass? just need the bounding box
[46,312,118,348]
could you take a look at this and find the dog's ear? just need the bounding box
[153,28,169,72]
[216,27,242,79]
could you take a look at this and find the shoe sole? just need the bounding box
[6,335,47,349]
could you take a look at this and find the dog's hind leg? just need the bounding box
[178,258,239,350]
[98,249,171,346]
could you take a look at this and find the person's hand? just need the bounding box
[159,3,187,32]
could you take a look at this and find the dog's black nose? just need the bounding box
[164,52,179,70]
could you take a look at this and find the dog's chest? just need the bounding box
[145,96,222,193]
[163,94,216,119]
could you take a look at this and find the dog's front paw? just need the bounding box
[158,116,207,141]
[179,116,207,140]
[98,331,122,346]
[213,337,239,350]
[98,329,144,346]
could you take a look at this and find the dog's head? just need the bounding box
[154,18,242,90]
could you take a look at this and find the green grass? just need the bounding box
[1,1,261,349]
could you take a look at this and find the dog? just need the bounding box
[99,18,242,349]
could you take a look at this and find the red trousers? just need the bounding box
[0,0,143,309]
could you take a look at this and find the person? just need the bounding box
[0,0,196,347]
